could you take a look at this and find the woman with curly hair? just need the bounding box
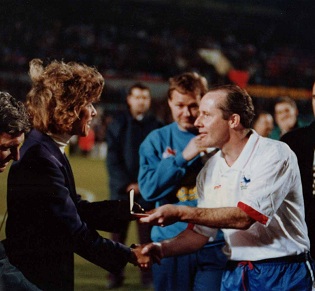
[4,59,149,291]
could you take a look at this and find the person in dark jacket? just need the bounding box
[0,91,40,290]
[281,82,315,258]
[4,59,150,291]
[106,83,163,288]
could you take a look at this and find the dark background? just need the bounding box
[0,0,314,119]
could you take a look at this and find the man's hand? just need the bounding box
[141,242,164,265]
[127,183,140,195]
[129,244,152,269]
[139,204,182,226]
[182,135,207,161]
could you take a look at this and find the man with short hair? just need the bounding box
[138,73,227,291]
[106,82,163,288]
[0,91,40,290]
[252,111,274,137]
[140,84,314,290]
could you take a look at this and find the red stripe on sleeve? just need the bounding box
[187,223,195,230]
[237,201,268,225]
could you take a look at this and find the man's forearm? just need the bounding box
[177,206,255,229]
[161,229,209,257]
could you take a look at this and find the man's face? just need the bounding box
[254,113,274,137]
[168,90,200,132]
[274,102,297,133]
[194,91,230,149]
[0,132,24,173]
[127,88,151,117]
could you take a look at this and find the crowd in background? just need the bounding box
[0,0,314,154]
[0,0,314,91]
[0,1,314,153]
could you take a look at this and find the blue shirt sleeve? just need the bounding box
[138,128,190,202]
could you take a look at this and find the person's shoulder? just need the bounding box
[280,123,315,150]
[256,135,292,160]
[143,113,164,129]
[15,139,63,171]
[141,123,173,144]
[269,126,281,140]
[284,122,314,139]
[258,135,287,148]
[107,111,130,133]
[144,112,160,121]
[110,111,129,124]
[152,122,173,133]
[297,118,311,128]
[281,130,301,145]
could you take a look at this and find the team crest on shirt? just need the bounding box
[162,147,177,158]
[240,175,251,190]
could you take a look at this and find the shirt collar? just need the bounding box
[47,132,71,154]
[229,130,260,171]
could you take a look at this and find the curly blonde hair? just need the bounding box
[26,59,104,134]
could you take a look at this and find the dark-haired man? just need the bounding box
[138,73,226,291]
[0,91,40,290]
[106,83,163,288]
[140,85,313,290]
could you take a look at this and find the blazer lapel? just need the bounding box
[61,153,77,197]
[26,129,77,199]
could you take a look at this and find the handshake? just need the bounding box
[128,202,184,269]
[129,242,164,270]
[127,192,193,270]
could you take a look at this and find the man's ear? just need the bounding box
[228,113,241,128]
[167,98,173,108]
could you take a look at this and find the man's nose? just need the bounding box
[183,106,191,116]
[194,115,201,127]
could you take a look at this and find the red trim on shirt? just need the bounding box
[237,201,268,225]
[187,223,195,230]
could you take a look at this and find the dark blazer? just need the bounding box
[281,121,315,257]
[106,111,163,210]
[4,129,132,291]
